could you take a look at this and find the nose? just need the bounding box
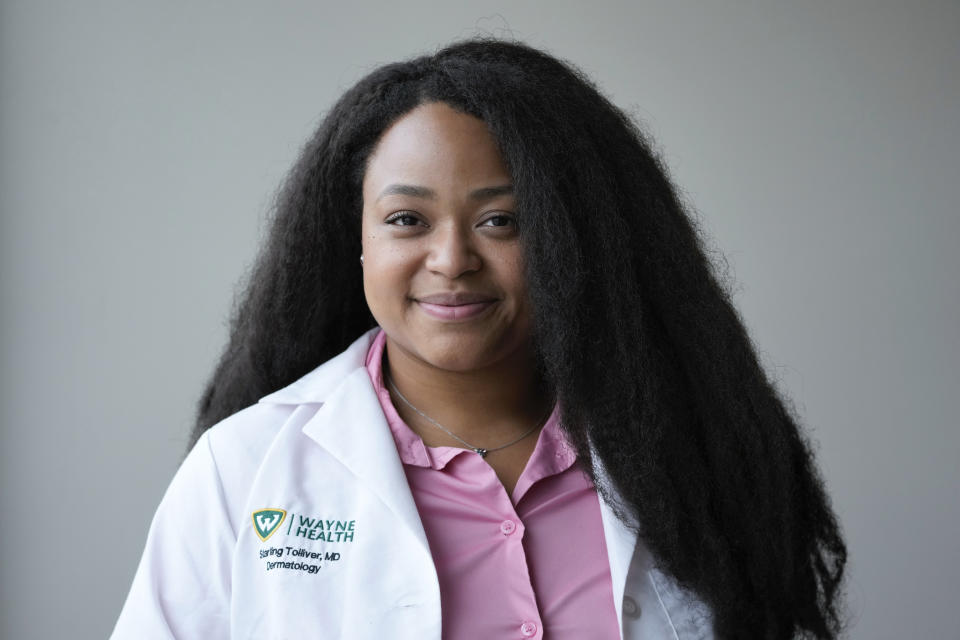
[424,223,482,278]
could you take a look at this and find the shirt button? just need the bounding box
[623,596,641,618]
[520,621,538,637]
[500,520,517,535]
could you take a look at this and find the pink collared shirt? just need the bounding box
[365,328,620,639]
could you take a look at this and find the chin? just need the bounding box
[417,345,495,373]
[385,320,530,373]
[410,330,515,371]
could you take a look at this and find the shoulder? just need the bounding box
[202,325,381,465]
[190,327,382,525]
[203,401,300,492]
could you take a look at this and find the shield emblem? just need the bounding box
[252,508,287,541]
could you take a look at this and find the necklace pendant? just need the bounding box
[474,448,488,458]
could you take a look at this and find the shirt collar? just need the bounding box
[364,327,577,476]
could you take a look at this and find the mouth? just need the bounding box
[413,292,499,321]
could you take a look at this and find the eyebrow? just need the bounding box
[376,183,514,202]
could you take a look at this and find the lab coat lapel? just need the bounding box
[300,365,431,555]
[592,446,641,639]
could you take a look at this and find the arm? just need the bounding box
[110,432,235,639]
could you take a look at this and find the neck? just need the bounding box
[382,336,553,448]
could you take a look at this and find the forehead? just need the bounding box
[362,102,511,201]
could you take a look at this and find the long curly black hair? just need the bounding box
[191,37,848,639]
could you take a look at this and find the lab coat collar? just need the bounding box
[259,327,641,638]
[258,327,382,405]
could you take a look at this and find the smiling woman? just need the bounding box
[111,38,848,640]
[361,102,549,497]
[361,102,532,373]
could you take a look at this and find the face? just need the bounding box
[360,101,531,373]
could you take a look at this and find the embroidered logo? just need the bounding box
[252,508,287,541]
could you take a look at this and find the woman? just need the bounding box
[112,38,847,639]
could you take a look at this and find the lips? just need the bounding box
[414,291,498,321]
[416,292,497,305]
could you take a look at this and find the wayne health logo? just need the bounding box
[252,508,287,541]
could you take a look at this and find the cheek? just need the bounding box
[361,235,418,312]
[497,248,529,299]
[365,242,418,281]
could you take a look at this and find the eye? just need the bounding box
[384,211,423,227]
[480,213,517,229]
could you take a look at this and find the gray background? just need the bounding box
[1,2,957,638]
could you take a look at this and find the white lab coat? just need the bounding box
[112,327,714,639]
